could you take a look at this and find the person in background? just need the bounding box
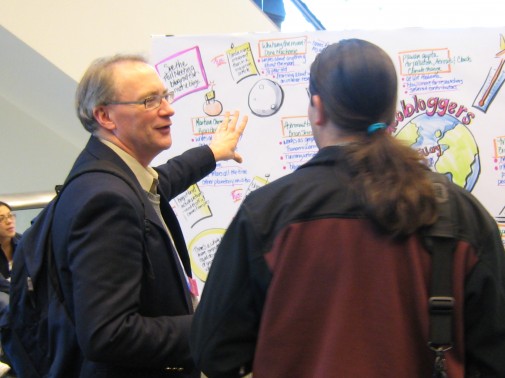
[190,39,505,377]
[47,54,247,377]
[0,202,19,290]
[0,201,19,377]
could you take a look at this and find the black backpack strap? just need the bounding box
[48,160,147,314]
[424,174,457,377]
[61,160,146,201]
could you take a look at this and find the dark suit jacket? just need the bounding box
[51,136,215,377]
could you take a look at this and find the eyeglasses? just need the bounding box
[105,91,175,110]
[0,213,16,224]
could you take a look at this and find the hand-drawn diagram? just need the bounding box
[155,46,209,101]
[203,83,223,116]
[248,78,284,117]
[493,136,505,187]
[226,42,259,83]
[151,29,505,289]
[474,34,505,112]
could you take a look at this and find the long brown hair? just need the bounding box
[310,39,437,237]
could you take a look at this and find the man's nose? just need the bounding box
[159,98,175,115]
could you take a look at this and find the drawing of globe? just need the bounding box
[395,113,480,191]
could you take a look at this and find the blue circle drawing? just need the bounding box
[395,113,480,191]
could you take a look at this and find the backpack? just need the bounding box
[425,172,457,378]
[0,160,145,378]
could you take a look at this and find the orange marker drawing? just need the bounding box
[479,58,505,106]
[479,34,505,107]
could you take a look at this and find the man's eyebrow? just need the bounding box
[144,89,169,98]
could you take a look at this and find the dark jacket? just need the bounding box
[51,136,215,378]
[191,146,505,377]
[0,233,20,294]
[0,233,20,279]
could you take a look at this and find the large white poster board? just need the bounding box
[151,28,505,291]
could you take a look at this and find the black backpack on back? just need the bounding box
[0,160,145,378]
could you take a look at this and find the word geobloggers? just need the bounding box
[393,95,475,129]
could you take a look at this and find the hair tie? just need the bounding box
[367,122,387,135]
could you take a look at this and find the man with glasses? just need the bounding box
[48,54,247,377]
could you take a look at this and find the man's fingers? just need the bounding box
[233,152,243,164]
[220,112,230,130]
[237,115,248,133]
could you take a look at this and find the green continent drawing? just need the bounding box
[395,113,480,191]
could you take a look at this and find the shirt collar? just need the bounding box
[99,138,158,192]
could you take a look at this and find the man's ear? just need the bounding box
[93,106,115,131]
[311,95,327,126]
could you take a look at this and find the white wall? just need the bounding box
[0,0,277,195]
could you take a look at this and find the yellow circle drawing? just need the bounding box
[188,228,226,282]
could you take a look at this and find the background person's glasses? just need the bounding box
[105,91,175,110]
[0,213,16,223]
